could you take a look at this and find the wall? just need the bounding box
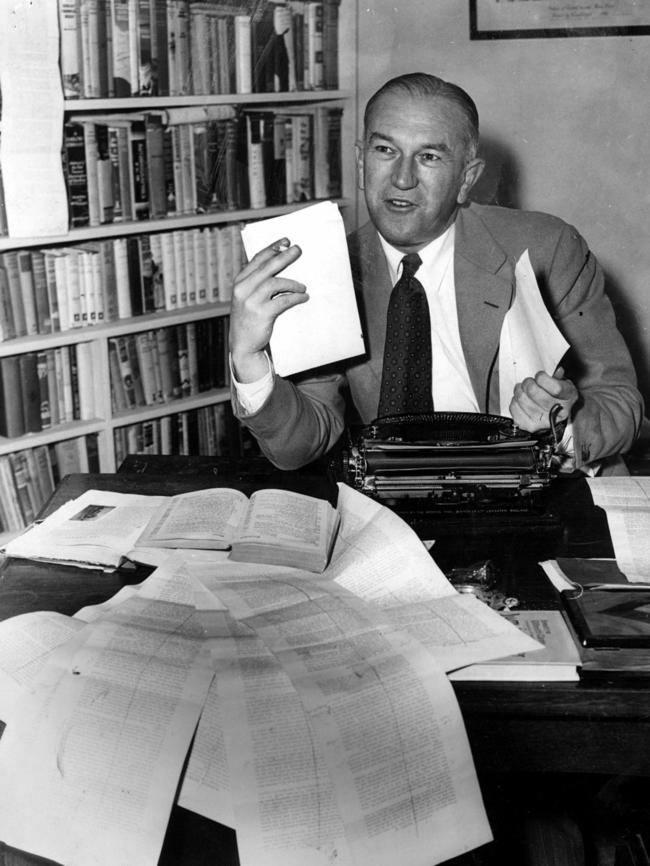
[347,0,650,405]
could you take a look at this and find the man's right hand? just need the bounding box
[229,239,308,383]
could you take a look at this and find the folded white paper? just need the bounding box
[240,201,365,376]
[498,250,570,416]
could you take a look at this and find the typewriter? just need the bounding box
[338,411,562,516]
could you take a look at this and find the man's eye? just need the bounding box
[419,152,440,163]
[372,144,394,155]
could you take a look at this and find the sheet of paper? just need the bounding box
[329,483,455,604]
[0,0,69,236]
[498,250,569,416]
[587,477,650,582]
[220,576,492,866]
[204,627,351,865]
[0,610,84,690]
[0,594,218,866]
[240,201,364,376]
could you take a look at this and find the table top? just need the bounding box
[2,464,650,866]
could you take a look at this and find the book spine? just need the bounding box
[36,350,52,429]
[43,253,61,333]
[0,357,25,438]
[95,123,115,223]
[134,331,158,404]
[245,113,267,209]
[19,352,42,434]
[3,251,27,337]
[0,262,16,341]
[234,14,252,94]
[112,237,133,318]
[63,121,90,228]
[160,230,177,309]
[130,122,150,220]
[145,113,167,218]
[59,0,83,98]
[30,250,52,334]
[17,251,39,336]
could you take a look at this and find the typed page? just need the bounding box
[587,477,650,582]
[330,483,454,604]
[223,576,491,866]
[0,595,217,866]
[208,629,351,865]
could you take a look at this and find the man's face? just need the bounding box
[356,91,484,253]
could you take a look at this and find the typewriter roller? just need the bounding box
[340,412,558,511]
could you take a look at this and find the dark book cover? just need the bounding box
[125,236,144,316]
[0,356,25,438]
[18,352,42,434]
[63,121,90,227]
[130,121,150,220]
[36,350,52,430]
[145,113,166,217]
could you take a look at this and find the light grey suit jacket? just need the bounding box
[233,203,643,471]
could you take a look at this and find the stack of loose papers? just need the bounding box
[0,485,547,866]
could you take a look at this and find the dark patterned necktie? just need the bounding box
[377,253,434,417]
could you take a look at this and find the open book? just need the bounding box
[3,488,340,573]
[137,487,340,572]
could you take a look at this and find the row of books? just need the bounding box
[0,225,243,341]
[0,346,100,439]
[113,400,257,466]
[108,317,230,413]
[0,437,99,532]
[63,105,342,228]
[59,0,340,100]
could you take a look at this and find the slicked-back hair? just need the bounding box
[363,72,480,159]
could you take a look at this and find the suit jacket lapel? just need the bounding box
[454,205,515,413]
[348,225,392,419]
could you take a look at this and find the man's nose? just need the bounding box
[391,155,417,189]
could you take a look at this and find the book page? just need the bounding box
[0,594,218,866]
[0,0,69,236]
[240,201,365,376]
[587,477,650,582]
[236,488,334,552]
[135,488,250,548]
[3,489,169,567]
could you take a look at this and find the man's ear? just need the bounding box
[457,158,485,204]
[354,141,365,191]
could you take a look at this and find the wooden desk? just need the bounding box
[0,467,647,865]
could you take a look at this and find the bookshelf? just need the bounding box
[0,0,357,534]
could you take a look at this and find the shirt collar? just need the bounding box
[378,224,455,282]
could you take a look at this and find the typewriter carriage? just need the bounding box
[339,411,560,512]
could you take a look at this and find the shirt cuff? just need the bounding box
[230,352,275,415]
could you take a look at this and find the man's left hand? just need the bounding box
[509,368,578,433]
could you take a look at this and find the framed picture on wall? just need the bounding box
[470,0,650,39]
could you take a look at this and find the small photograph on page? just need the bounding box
[71,504,116,521]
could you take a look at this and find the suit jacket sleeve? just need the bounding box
[536,223,644,469]
[231,369,348,470]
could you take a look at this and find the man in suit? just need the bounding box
[229,72,643,472]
